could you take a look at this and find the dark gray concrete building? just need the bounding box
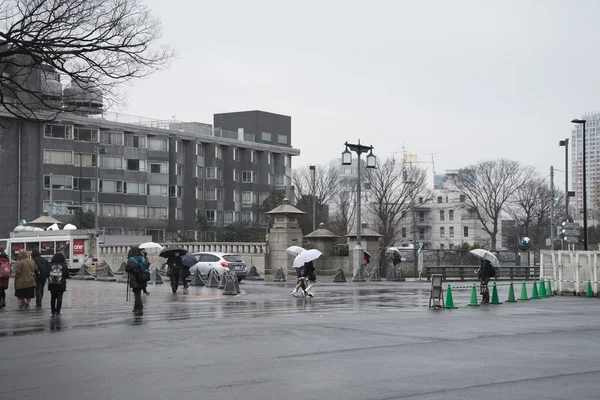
[0,111,299,241]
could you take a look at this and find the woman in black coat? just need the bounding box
[48,253,70,316]
[477,259,495,304]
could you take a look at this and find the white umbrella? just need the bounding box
[293,249,322,268]
[139,242,164,254]
[286,245,306,256]
[469,249,501,269]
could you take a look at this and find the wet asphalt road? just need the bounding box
[1,279,600,400]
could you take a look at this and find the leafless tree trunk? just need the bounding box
[329,177,357,236]
[0,0,173,119]
[364,157,428,249]
[292,164,341,207]
[449,159,535,251]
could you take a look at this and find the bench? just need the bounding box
[425,265,540,281]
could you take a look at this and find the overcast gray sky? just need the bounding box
[124,0,600,189]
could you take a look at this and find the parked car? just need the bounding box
[190,252,247,282]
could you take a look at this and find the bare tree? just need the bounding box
[292,164,341,207]
[449,159,535,251]
[364,157,428,249]
[329,176,357,235]
[0,0,173,118]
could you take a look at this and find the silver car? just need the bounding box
[190,252,247,282]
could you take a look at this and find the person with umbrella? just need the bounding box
[161,247,186,294]
[476,259,496,304]
[179,254,198,290]
[291,249,322,297]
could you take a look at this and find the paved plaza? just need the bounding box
[0,279,599,400]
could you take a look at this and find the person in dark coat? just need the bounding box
[0,246,10,308]
[166,252,183,294]
[477,259,495,304]
[125,247,148,315]
[31,250,49,307]
[48,252,70,316]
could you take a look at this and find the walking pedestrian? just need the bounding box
[125,247,150,315]
[14,251,37,309]
[305,260,317,298]
[477,259,495,304]
[0,246,10,308]
[47,252,69,316]
[31,250,49,307]
[292,263,308,297]
[166,252,183,293]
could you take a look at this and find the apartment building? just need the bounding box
[0,110,300,240]
[571,112,600,223]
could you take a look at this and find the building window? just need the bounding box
[259,192,269,205]
[449,243,454,249]
[205,188,222,201]
[440,227,445,238]
[460,195,466,203]
[176,164,184,176]
[440,210,445,221]
[176,208,183,220]
[147,207,168,219]
[275,174,285,188]
[149,161,168,174]
[464,226,469,237]
[73,178,95,191]
[100,131,123,146]
[205,210,216,223]
[401,227,406,238]
[242,171,254,183]
[262,132,272,141]
[284,155,290,167]
[401,211,406,218]
[242,191,253,207]
[234,190,241,203]
[44,201,93,215]
[126,159,146,172]
[267,153,273,165]
[196,165,203,178]
[449,210,454,221]
[449,226,454,238]
[242,211,253,221]
[124,182,146,195]
[419,197,424,204]
[125,135,146,148]
[196,187,203,200]
[437,196,443,203]
[233,169,241,182]
[43,175,73,190]
[169,185,183,198]
[44,124,73,139]
[148,138,168,151]
[278,134,288,144]
[440,244,445,249]
[196,143,204,157]
[100,204,123,217]
[206,167,222,180]
[148,184,167,197]
[233,148,240,161]
[99,180,123,194]
[419,228,425,240]
[224,211,234,224]
[124,205,146,219]
[74,128,99,143]
[100,156,123,170]
[250,150,256,163]
[44,150,73,165]
[215,145,222,159]
[74,153,96,167]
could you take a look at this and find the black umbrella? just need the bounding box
[159,246,188,258]
[180,254,198,268]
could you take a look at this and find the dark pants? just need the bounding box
[170,271,181,293]
[36,278,46,306]
[0,287,6,302]
[132,288,143,311]
[181,268,190,288]
[480,279,490,304]
[50,290,64,314]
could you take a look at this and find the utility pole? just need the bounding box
[49,172,53,216]
[550,166,555,250]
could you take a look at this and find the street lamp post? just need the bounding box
[341,141,376,281]
[571,119,587,250]
[309,165,316,232]
[559,138,570,222]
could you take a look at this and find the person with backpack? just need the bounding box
[476,259,496,304]
[0,246,10,308]
[47,252,69,316]
[166,252,183,294]
[125,247,150,315]
[31,250,49,307]
[14,251,37,309]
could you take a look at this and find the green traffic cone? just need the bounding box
[445,284,457,309]
[586,280,594,297]
[531,280,540,299]
[546,279,553,297]
[467,283,480,306]
[490,282,502,304]
[506,282,517,302]
[518,280,530,301]
[539,278,547,298]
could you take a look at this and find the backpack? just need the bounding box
[132,257,150,283]
[49,264,64,285]
[0,260,10,279]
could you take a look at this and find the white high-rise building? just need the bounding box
[571,112,600,223]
